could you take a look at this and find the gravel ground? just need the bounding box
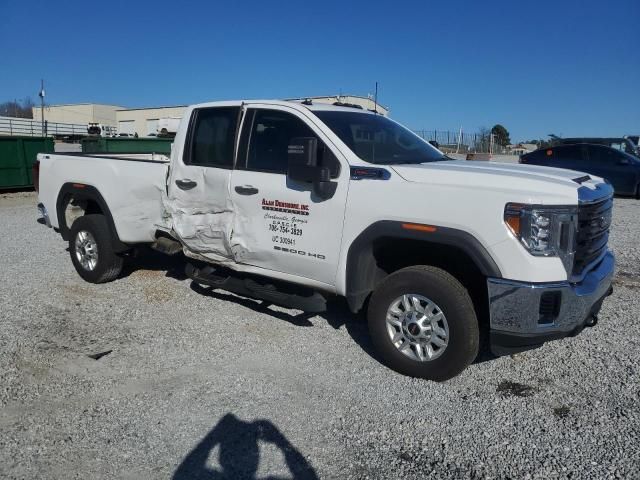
[0,192,639,479]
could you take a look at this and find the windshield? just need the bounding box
[313,111,447,165]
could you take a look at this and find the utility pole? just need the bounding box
[38,79,45,136]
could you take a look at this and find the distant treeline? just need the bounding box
[0,98,34,118]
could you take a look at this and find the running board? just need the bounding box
[185,263,326,313]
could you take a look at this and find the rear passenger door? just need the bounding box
[229,106,348,286]
[167,106,240,260]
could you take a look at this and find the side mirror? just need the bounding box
[287,137,337,199]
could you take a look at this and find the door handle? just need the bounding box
[235,185,259,195]
[175,179,197,190]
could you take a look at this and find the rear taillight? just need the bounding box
[32,160,40,192]
[519,156,526,164]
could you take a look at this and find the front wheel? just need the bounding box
[69,214,124,283]
[368,266,479,381]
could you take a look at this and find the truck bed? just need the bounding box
[37,152,170,243]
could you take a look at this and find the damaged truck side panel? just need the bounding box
[165,105,238,262]
[38,153,170,243]
[36,99,615,381]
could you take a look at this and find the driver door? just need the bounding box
[229,106,349,286]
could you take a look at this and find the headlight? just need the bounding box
[504,203,578,272]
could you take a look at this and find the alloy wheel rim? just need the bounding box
[385,293,449,362]
[75,230,99,271]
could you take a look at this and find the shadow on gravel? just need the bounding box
[191,283,382,364]
[119,247,189,281]
[173,413,318,480]
[188,283,498,370]
[190,283,316,327]
[117,245,498,370]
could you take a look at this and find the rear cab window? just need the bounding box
[184,107,240,168]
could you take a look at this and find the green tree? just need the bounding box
[491,124,511,146]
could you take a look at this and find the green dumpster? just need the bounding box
[81,137,173,155]
[0,136,54,189]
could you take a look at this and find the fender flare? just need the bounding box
[55,183,128,251]
[344,220,502,313]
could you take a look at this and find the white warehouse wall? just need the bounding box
[32,104,123,126]
[116,106,187,136]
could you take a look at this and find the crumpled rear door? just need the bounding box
[164,106,241,262]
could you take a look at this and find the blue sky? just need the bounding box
[1,0,638,141]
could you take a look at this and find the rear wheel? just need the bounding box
[368,266,479,381]
[69,214,123,283]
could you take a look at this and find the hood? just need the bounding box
[389,160,605,204]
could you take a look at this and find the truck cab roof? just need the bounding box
[188,99,378,115]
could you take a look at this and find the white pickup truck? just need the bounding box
[34,100,615,381]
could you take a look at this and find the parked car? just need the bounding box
[157,117,181,137]
[520,143,640,196]
[33,100,614,381]
[87,123,117,137]
[558,137,639,158]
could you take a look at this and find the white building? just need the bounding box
[114,95,387,137]
[509,143,538,155]
[115,105,188,136]
[45,94,387,138]
[32,103,123,127]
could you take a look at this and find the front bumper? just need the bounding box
[488,251,614,356]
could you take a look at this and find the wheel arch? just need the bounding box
[344,221,502,314]
[56,183,128,252]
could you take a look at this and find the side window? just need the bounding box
[241,109,339,177]
[589,146,618,164]
[555,145,582,163]
[186,107,239,168]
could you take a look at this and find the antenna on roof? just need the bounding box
[374,81,378,115]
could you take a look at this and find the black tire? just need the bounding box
[69,214,123,283]
[368,266,479,381]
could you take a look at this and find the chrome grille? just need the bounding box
[573,197,612,276]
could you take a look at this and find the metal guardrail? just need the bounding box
[413,129,509,154]
[0,116,88,138]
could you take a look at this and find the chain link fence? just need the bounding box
[413,130,509,154]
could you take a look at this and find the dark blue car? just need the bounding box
[520,143,640,197]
